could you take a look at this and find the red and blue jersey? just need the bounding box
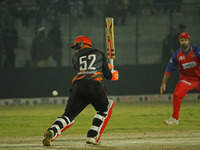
[165,45,200,81]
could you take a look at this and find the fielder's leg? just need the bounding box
[172,81,191,120]
[86,100,115,145]
[43,115,75,146]
[164,80,190,125]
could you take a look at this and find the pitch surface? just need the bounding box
[0,131,200,150]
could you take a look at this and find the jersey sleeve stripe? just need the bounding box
[164,72,171,76]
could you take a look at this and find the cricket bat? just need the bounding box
[105,17,115,71]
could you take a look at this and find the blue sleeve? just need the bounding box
[165,50,179,74]
[192,45,200,61]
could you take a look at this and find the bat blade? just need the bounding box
[105,17,115,60]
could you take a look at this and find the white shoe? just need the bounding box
[43,130,54,146]
[164,117,179,125]
[86,137,101,145]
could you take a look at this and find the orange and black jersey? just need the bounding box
[72,47,112,82]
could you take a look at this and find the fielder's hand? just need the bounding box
[160,83,166,94]
[111,70,119,81]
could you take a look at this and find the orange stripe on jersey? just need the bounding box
[72,72,103,82]
[72,74,78,83]
[90,72,103,82]
[72,74,87,83]
[72,70,88,83]
[90,72,102,78]
[94,77,103,82]
[77,74,87,80]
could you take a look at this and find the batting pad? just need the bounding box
[44,116,75,142]
[96,99,115,142]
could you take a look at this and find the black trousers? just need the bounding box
[63,80,109,121]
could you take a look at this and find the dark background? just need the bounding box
[0,64,179,98]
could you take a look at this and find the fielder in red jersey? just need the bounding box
[160,32,200,125]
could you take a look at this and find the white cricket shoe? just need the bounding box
[164,117,179,125]
[86,137,101,145]
[43,130,54,146]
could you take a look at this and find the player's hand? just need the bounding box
[160,83,166,94]
[108,63,114,70]
[111,70,119,81]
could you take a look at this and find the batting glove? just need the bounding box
[111,70,119,81]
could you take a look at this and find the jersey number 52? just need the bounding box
[79,54,96,71]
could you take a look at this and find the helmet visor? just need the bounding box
[71,41,82,50]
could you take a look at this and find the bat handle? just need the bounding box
[110,59,114,72]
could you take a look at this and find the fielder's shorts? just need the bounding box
[173,79,200,98]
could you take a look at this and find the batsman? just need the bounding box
[43,35,119,146]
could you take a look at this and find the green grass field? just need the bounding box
[0,101,200,137]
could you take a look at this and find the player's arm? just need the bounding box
[193,45,200,61]
[160,52,178,94]
[192,45,200,76]
[160,74,170,94]
[102,52,112,80]
[102,52,119,81]
[102,53,119,81]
